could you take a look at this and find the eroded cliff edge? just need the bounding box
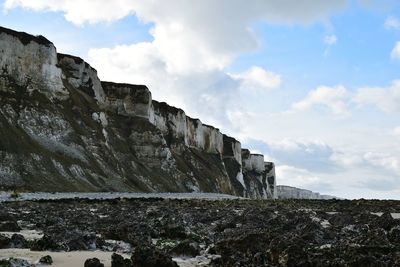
[0,26,276,199]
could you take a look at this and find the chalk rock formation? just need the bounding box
[277,186,335,200]
[0,26,66,97]
[241,149,276,199]
[58,53,106,104]
[0,26,276,198]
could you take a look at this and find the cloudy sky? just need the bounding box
[1,0,399,199]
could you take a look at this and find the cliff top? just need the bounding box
[57,53,93,70]
[0,26,53,47]
[101,81,148,90]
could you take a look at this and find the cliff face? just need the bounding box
[277,186,335,200]
[0,26,276,198]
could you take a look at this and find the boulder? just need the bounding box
[131,245,178,267]
[84,258,104,267]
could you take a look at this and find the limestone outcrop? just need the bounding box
[277,186,335,200]
[0,26,276,198]
[0,26,66,97]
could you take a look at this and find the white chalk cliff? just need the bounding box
[0,26,276,199]
[277,186,335,200]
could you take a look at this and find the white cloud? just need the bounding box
[331,149,400,175]
[292,85,350,115]
[355,80,400,113]
[88,43,165,85]
[275,145,400,197]
[364,152,400,174]
[88,43,247,128]
[393,127,400,137]
[3,0,135,25]
[4,0,347,73]
[244,138,339,173]
[4,0,347,26]
[3,0,347,128]
[391,41,400,59]
[231,66,281,91]
[324,34,338,45]
[384,16,400,30]
[330,151,364,167]
[77,0,346,128]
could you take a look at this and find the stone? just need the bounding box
[9,234,27,248]
[39,255,53,265]
[168,240,200,257]
[0,26,66,97]
[84,258,104,267]
[2,198,400,266]
[111,253,131,267]
[0,221,21,231]
[102,82,151,117]
[30,234,63,251]
[0,257,32,267]
[131,245,178,267]
[277,185,336,199]
[58,53,105,104]
[0,234,11,249]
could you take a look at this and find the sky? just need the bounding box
[1,0,399,199]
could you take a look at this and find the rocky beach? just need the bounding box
[1,196,400,266]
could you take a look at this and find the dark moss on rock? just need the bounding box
[102,81,150,103]
[152,100,184,116]
[57,53,86,66]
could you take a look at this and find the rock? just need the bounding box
[264,162,277,199]
[58,53,105,104]
[0,258,33,267]
[0,25,274,199]
[131,245,178,267]
[30,234,64,251]
[241,150,264,173]
[328,212,355,227]
[222,135,246,196]
[374,212,397,231]
[9,234,27,248]
[84,258,104,267]
[0,221,21,231]
[277,185,336,199]
[31,229,97,252]
[160,224,187,239]
[3,198,400,266]
[0,234,11,248]
[111,253,131,267]
[39,255,53,265]
[64,230,97,251]
[168,240,200,257]
[102,82,151,118]
[0,26,66,97]
[388,225,400,244]
[0,259,12,267]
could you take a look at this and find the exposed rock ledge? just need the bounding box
[0,26,276,199]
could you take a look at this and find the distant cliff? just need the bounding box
[277,186,335,200]
[0,26,276,199]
